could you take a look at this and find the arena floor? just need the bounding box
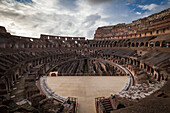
[46,76,127,113]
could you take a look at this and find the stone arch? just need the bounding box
[154,74,157,79]
[123,42,127,47]
[39,44,43,48]
[9,43,15,48]
[12,74,16,82]
[134,59,137,65]
[137,61,140,67]
[5,78,10,92]
[15,74,19,80]
[19,43,24,48]
[131,43,135,47]
[147,66,150,72]
[151,68,154,73]
[23,44,27,48]
[128,42,131,47]
[113,65,115,69]
[117,104,125,109]
[130,59,133,65]
[136,42,139,47]
[145,42,148,47]
[140,42,144,47]
[46,44,49,48]
[121,58,125,64]
[117,41,121,47]
[155,41,160,47]
[162,41,166,47]
[114,41,117,47]
[29,44,32,48]
[157,75,161,81]
[144,63,146,70]
[161,74,164,80]
[149,42,153,47]
[90,44,92,47]
[14,43,19,48]
[141,65,143,69]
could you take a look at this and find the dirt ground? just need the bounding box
[47,76,127,113]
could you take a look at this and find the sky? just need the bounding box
[0,0,169,39]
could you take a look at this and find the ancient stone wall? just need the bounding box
[40,34,85,40]
[94,8,170,40]
[0,26,7,33]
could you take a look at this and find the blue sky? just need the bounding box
[0,0,169,39]
[15,0,33,3]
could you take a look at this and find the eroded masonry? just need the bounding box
[0,8,170,113]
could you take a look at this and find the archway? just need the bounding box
[128,42,131,47]
[145,42,148,47]
[117,104,125,109]
[136,42,139,47]
[140,42,144,47]
[150,42,153,47]
[162,41,166,47]
[132,43,135,47]
[155,41,160,47]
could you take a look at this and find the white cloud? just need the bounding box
[137,1,170,18]
[138,4,158,11]
[0,0,169,39]
[136,12,141,15]
[0,0,112,39]
[87,0,114,5]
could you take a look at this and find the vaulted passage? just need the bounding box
[51,58,120,76]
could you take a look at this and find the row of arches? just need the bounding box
[0,50,77,94]
[1,37,169,49]
[130,41,167,47]
[97,54,167,82]
[89,40,168,48]
[0,41,84,49]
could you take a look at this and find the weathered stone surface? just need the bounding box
[94,8,170,40]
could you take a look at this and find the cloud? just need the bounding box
[15,0,33,3]
[83,14,101,27]
[0,10,20,17]
[87,0,114,5]
[0,0,169,39]
[0,0,112,39]
[138,4,158,11]
[137,1,170,18]
[58,0,77,10]
[136,12,141,15]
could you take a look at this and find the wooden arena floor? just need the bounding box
[47,76,127,113]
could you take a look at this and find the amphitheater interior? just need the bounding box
[0,8,170,113]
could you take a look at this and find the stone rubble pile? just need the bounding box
[118,80,166,100]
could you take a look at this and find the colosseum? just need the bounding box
[0,8,170,113]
